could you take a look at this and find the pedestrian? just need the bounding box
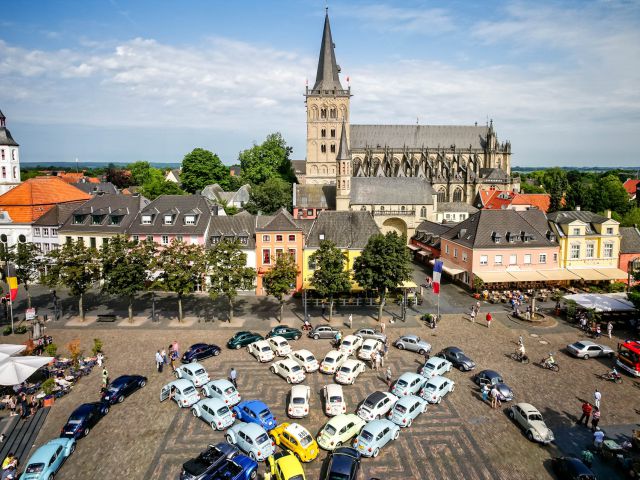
[490,386,499,409]
[607,321,613,339]
[595,324,601,339]
[423,349,430,363]
[322,301,326,316]
[155,350,164,373]
[348,314,353,329]
[385,367,392,387]
[96,352,104,367]
[1,465,16,480]
[518,336,524,347]
[591,406,600,431]
[476,300,481,312]
[593,427,605,450]
[594,389,601,409]
[580,316,587,331]
[172,340,180,357]
[229,368,238,388]
[470,308,476,323]
[374,351,381,371]
[2,453,15,470]
[170,349,178,371]
[581,449,594,468]
[486,312,492,328]
[380,321,386,334]
[161,348,167,365]
[481,384,489,403]
[19,393,28,420]
[101,367,109,387]
[578,401,593,426]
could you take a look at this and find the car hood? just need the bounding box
[497,384,513,397]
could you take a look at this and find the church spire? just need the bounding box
[313,11,344,92]
[336,120,350,161]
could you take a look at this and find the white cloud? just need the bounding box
[334,3,454,34]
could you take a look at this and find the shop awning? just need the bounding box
[540,269,581,281]
[400,280,418,289]
[417,251,429,257]
[563,292,636,312]
[477,271,517,283]
[407,245,420,251]
[568,268,609,281]
[430,259,466,276]
[595,268,628,281]
[507,270,547,282]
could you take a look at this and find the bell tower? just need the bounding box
[0,110,21,195]
[305,10,351,185]
[335,121,351,211]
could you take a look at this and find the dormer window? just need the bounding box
[211,235,221,244]
[491,231,501,243]
[110,215,122,225]
[141,215,152,225]
[239,235,248,245]
[184,215,196,225]
[73,214,85,224]
[164,214,174,225]
[91,215,104,225]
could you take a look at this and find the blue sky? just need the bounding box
[1,0,639,167]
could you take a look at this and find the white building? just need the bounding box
[0,110,21,195]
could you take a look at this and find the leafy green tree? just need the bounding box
[100,236,155,323]
[239,133,295,185]
[181,148,231,193]
[353,232,412,322]
[591,175,630,216]
[12,242,44,308]
[519,182,545,194]
[309,240,352,322]
[207,240,255,322]
[541,168,568,212]
[128,161,155,186]
[139,177,185,199]
[153,240,206,322]
[245,177,292,214]
[263,253,298,322]
[622,207,640,227]
[45,240,101,321]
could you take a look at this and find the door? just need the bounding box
[160,385,171,402]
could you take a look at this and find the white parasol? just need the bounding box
[0,355,53,386]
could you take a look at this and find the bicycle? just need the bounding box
[510,352,530,364]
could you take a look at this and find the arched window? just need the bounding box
[321,144,327,153]
[330,144,336,153]
[401,206,406,211]
[330,108,337,118]
[380,206,385,211]
[437,188,446,203]
[453,188,463,202]
[420,206,427,217]
[361,206,366,211]
[320,108,327,119]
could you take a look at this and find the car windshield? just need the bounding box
[362,345,372,351]
[256,433,270,444]
[261,346,271,352]
[528,413,543,422]
[67,419,82,425]
[327,474,350,480]
[291,365,301,372]
[423,363,434,370]
[324,424,337,435]
[194,368,206,375]
[394,404,407,414]
[292,397,305,405]
[107,386,120,393]
[224,386,236,395]
[213,463,242,478]
[573,342,586,349]
[25,463,45,473]
[184,386,196,394]
[289,476,304,480]
[259,409,271,420]
[299,432,313,447]
[396,379,408,387]
[342,340,352,346]
[339,366,350,373]
[324,357,335,364]
[305,356,315,362]
[360,430,374,442]
[426,383,437,391]
[217,406,230,416]
[329,395,342,403]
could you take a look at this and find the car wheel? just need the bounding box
[211,421,218,430]
[69,442,76,454]
[234,344,241,350]
[406,418,412,427]
[48,475,54,480]
[437,396,442,404]
[192,408,199,418]
[226,434,233,443]
[313,334,319,340]
[458,365,466,372]
[191,358,197,364]
[174,371,180,379]
[419,349,426,355]
[450,384,455,392]
[583,354,589,360]
[393,429,400,439]
[249,470,257,480]
[139,380,146,388]
[249,452,257,461]
[373,447,380,458]
[117,395,125,404]
[422,403,428,413]
[335,441,342,447]
[508,410,515,419]
[294,334,300,340]
[214,349,220,356]
[102,406,109,415]
[270,367,276,374]
[84,427,90,437]
[286,377,292,384]
[397,344,405,350]
[527,431,534,441]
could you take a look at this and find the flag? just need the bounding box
[433,260,443,295]
[7,276,18,302]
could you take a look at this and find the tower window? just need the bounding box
[330,144,336,153]
[12,167,16,179]
[1,167,5,179]
[330,108,337,118]
[321,129,326,138]
[320,108,327,119]
[1,150,4,160]
[331,129,336,138]
[321,144,327,153]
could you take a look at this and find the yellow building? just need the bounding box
[547,209,626,281]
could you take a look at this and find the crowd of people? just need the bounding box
[155,341,180,373]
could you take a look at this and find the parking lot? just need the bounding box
[29,313,637,479]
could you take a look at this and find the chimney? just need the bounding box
[576,206,580,211]
[605,209,611,219]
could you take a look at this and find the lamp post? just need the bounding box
[151,291,156,322]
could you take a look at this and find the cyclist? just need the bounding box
[543,352,556,368]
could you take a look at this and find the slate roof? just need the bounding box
[256,208,301,232]
[291,160,306,176]
[0,128,18,146]
[412,220,453,249]
[33,201,89,226]
[479,168,509,182]
[350,177,435,205]
[437,202,479,213]
[208,211,256,248]
[72,182,119,195]
[443,209,556,249]
[305,211,380,248]
[350,125,489,150]
[547,211,611,225]
[59,194,149,234]
[129,194,220,235]
[294,184,336,209]
[620,227,640,254]
[312,13,344,92]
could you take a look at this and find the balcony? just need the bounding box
[371,210,416,217]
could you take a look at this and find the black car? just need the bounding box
[60,402,109,439]
[180,442,239,480]
[182,343,222,363]
[308,325,340,340]
[265,325,302,341]
[323,447,361,480]
[473,370,514,401]
[438,347,476,371]
[102,374,147,405]
[227,331,264,350]
[551,457,596,480]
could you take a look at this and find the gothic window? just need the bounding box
[420,206,427,217]
[311,165,318,175]
[330,144,336,153]
[331,129,336,138]
[361,206,366,211]
[330,108,337,118]
[321,144,327,153]
[321,108,327,119]
[12,167,16,179]
[310,107,318,120]
[321,165,328,175]
[11,150,15,161]
[321,129,326,138]
[453,188,463,202]
[0,150,3,161]
[437,188,446,203]
[380,206,385,211]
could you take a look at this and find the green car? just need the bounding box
[227,331,264,350]
[265,325,302,341]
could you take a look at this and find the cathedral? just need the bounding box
[295,11,518,239]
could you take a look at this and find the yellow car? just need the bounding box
[269,422,319,462]
[266,451,306,480]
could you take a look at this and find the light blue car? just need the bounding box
[419,356,452,378]
[191,397,235,431]
[419,375,455,404]
[22,437,76,480]
[391,372,428,397]
[202,378,241,406]
[352,419,400,458]
[174,362,210,388]
[225,422,275,462]
[388,395,428,428]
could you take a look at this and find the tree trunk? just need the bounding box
[228,296,234,323]
[329,296,334,323]
[279,301,284,323]
[79,293,84,321]
[377,290,385,322]
[25,283,31,309]
[178,295,183,322]
[128,296,134,323]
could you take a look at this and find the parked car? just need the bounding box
[438,346,476,371]
[182,343,221,363]
[270,422,319,462]
[473,370,514,401]
[393,335,432,355]
[160,379,201,408]
[266,451,306,480]
[288,385,311,418]
[266,325,302,341]
[179,442,240,480]
[357,339,382,361]
[192,397,235,430]
[354,328,387,343]
[419,375,455,404]
[308,325,340,340]
[335,359,366,385]
[232,400,277,431]
[271,359,306,384]
[357,391,398,421]
[551,456,597,480]
[321,350,349,374]
[323,383,347,416]
[175,362,210,387]
[388,395,428,428]
[60,402,109,439]
[339,335,363,355]
[225,422,276,462]
[228,331,264,350]
[508,402,554,444]
[391,372,428,397]
[22,437,76,480]
[268,336,292,357]
[352,419,400,457]
[101,374,147,405]
[202,379,241,406]
[317,414,366,451]
[322,447,361,480]
[287,349,319,372]
[247,340,275,363]
[566,340,615,359]
[419,356,452,378]
[212,455,259,480]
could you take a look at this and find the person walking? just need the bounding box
[385,367,393,387]
[594,389,601,409]
[593,427,605,450]
[490,386,499,409]
[591,407,601,431]
[348,314,353,329]
[161,348,168,365]
[595,324,601,339]
[481,384,490,403]
[374,351,381,372]
[486,312,492,328]
[607,321,613,339]
[96,352,104,367]
[470,307,476,323]
[172,340,180,357]
[380,321,386,334]
[229,368,238,388]
[155,350,164,373]
[101,367,109,387]
[578,402,593,426]
[170,349,178,371]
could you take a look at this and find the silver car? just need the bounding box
[354,328,387,343]
[394,335,431,355]
[225,422,275,461]
[388,395,428,428]
[509,403,554,444]
[566,340,614,359]
[202,379,241,406]
[191,397,235,431]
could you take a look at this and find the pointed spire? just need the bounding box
[0,110,5,128]
[336,121,350,161]
[313,11,344,92]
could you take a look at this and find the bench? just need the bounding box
[96,314,117,323]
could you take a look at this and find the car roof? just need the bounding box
[398,372,421,381]
[253,339,269,346]
[327,414,355,428]
[167,379,195,389]
[362,419,394,434]
[273,325,291,330]
[278,358,299,367]
[343,334,359,341]
[290,385,309,396]
[426,376,449,386]
[189,343,208,349]
[294,349,314,357]
[516,402,540,414]
[269,335,287,342]
[479,370,500,378]
[325,383,343,395]
[396,395,422,407]
[341,359,361,368]
[561,457,594,474]
[326,350,343,358]
[362,339,380,346]
[444,346,463,353]
[274,452,305,475]
[242,399,269,411]
[111,375,134,385]
[331,448,358,473]
[72,402,100,415]
[209,378,234,389]
[573,340,596,347]
[183,362,205,371]
[199,397,226,409]
[28,438,73,463]
[401,334,419,340]
[426,356,447,365]
[286,423,311,438]
[241,422,265,436]
[365,391,387,404]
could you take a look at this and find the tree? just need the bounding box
[139,177,185,199]
[263,253,298,322]
[207,240,255,322]
[541,168,568,212]
[622,207,640,227]
[519,182,545,194]
[245,177,292,214]
[353,232,412,322]
[153,240,206,322]
[181,148,231,193]
[100,236,155,323]
[239,133,295,185]
[105,163,132,188]
[128,161,154,186]
[309,240,352,322]
[592,175,630,216]
[45,240,101,321]
[12,242,44,308]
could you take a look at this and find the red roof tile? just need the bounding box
[510,193,552,212]
[623,179,640,196]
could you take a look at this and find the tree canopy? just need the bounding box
[263,253,298,322]
[181,148,231,193]
[245,177,292,214]
[12,242,44,308]
[238,133,295,185]
[309,240,352,322]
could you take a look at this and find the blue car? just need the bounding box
[212,454,258,480]
[182,343,222,364]
[60,402,109,439]
[22,437,76,480]
[102,374,147,405]
[232,400,277,431]
[180,442,239,480]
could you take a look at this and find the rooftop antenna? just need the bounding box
[416,117,419,125]
[75,157,79,173]
[325,0,328,14]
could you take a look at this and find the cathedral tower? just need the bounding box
[0,110,20,195]
[335,121,351,211]
[305,11,351,185]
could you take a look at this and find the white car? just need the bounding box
[174,362,210,388]
[320,350,349,374]
[335,359,366,385]
[339,335,363,355]
[358,339,382,361]
[271,358,306,384]
[202,379,241,406]
[288,385,311,418]
[247,340,275,362]
[391,372,428,397]
[268,336,292,357]
[357,391,398,421]
[419,356,453,378]
[323,383,347,416]
[287,349,319,372]
[419,375,455,404]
